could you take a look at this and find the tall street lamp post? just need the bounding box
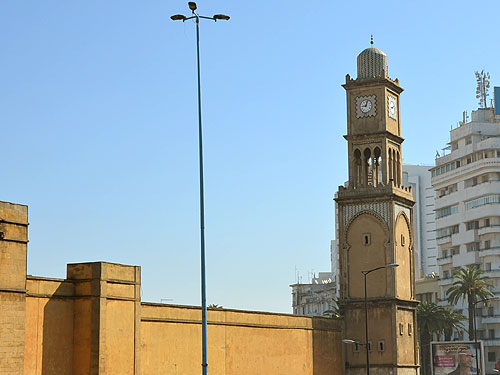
[472,297,498,375]
[171,3,230,375]
[361,263,399,375]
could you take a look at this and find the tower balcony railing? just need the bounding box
[336,180,413,201]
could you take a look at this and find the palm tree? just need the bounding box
[441,307,466,341]
[418,302,446,375]
[446,265,494,340]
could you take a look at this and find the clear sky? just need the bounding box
[1,1,499,313]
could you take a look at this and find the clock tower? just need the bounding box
[336,46,419,375]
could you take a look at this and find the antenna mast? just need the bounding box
[475,70,491,108]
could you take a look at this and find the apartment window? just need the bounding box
[476,309,483,318]
[443,270,450,279]
[399,323,404,335]
[466,221,479,230]
[467,243,479,252]
[452,142,458,150]
[486,263,492,272]
[484,218,490,227]
[482,175,489,183]
[466,137,472,145]
[485,240,491,250]
[466,195,500,210]
[489,307,494,317]
[488,352,496,362]
[436,205,459,219]
[456,160,461,168]
[451,247,460,256]
[467,157,472,164]
[443,250,448,257]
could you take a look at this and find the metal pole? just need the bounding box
[364,272,370,375]
[194,14,208,375]
[473,301,480,375]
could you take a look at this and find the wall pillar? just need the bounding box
[68,262,141,375]
[0,201,28,375]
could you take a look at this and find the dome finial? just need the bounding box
[370,35,374,45]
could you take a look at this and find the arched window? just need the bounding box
[373,147,381,186]
[354,149,361,187]
[363,148,372,186]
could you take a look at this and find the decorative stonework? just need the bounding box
[356,47,388,79]
[343,201,389,227]
[355,95,377,118]
[395,204,410,221]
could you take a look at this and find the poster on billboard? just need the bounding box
[431,341,484,375]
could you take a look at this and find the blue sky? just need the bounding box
[1,1,499,313]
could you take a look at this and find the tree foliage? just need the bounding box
[417,302,466,375]
[446,265,494,340]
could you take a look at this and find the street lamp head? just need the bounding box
[188,2,197,11]
[386,263,399,269]
[171,14,187,21]
[342,339,357,344]
[213,14,230,21]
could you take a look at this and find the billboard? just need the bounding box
[431,341,485,375]
[495,87,499,115]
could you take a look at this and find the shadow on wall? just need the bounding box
[312,317,344,375]
[41,284,74,375]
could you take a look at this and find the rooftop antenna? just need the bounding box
[475,70,491,108]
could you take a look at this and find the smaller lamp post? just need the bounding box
[361,264,399,375]
[471,297,499,375]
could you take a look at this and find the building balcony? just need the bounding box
[438,277,454,286]
[479,225,500,237]
[479,246,500,258]
[479,315,500,324]
[462,229,479,244]
[481,338,500,347]
[437,255,453,266]
[451,232,462,247]
[437,235,452,246]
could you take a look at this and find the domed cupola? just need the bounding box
[356,47,388,79]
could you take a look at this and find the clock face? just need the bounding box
[355,95,376,118]
[360,99,372,113]
[388,95,397,120]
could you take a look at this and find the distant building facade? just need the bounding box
[403,164,439,279]
[290,271,336,316]
[431,106,500,367]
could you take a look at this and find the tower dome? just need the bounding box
[356,47,388,79]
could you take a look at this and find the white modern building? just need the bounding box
[290,271,336,316]
[403,164,439,279]
[431,106,500,370]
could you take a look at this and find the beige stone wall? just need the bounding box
[25,277,74,375]
[140,304,343,375]
[0,201,28,375]
[19,261,343,375]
